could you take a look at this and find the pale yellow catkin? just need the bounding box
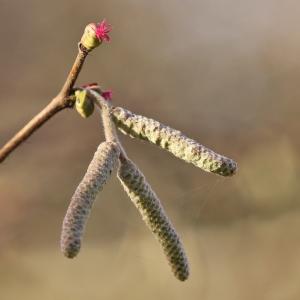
[117,157,189,281]
[61,141,120,258]
[112,106,237,176]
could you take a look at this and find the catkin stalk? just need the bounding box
[112,106,237,176]
[61,141,120,258]
[117,157,189,281]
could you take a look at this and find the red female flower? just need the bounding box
[95,20,112,42]
[101,90,113,101]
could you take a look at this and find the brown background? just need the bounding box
[1,0,300,299]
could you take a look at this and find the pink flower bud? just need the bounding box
[80,19,112,51]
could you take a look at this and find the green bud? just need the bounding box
[80,23,101,51]
[75,90,94,118]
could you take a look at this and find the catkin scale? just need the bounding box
[61,141,120,258]
[117,158,189,281]
[112,107,237,176]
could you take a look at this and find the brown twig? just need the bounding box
[0,46,88,163]
[59,44,88,97]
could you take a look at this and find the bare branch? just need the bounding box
[58,45,88,97]
[0,95,74,163]
[0,47,89,164]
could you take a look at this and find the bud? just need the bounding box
[80,20,112,51]
[80,23,101,51]
[75,90,94,118]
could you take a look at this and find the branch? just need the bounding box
[0,95,73,163]
[59,45,88,97]
[0,19,112,163]
[0,47,88,164]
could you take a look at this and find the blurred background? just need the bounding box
[1,0,300,299]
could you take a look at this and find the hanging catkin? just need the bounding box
[61,141,120,258]
[117,157,189,281]
[112,106,237,176]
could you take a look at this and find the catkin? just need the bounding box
[112,106,237,176]
[117,157,189,281]
[61,141,120,258]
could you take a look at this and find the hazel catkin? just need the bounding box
[117,157,189,281]
[61,141,120,258]
[112,106,237,176]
